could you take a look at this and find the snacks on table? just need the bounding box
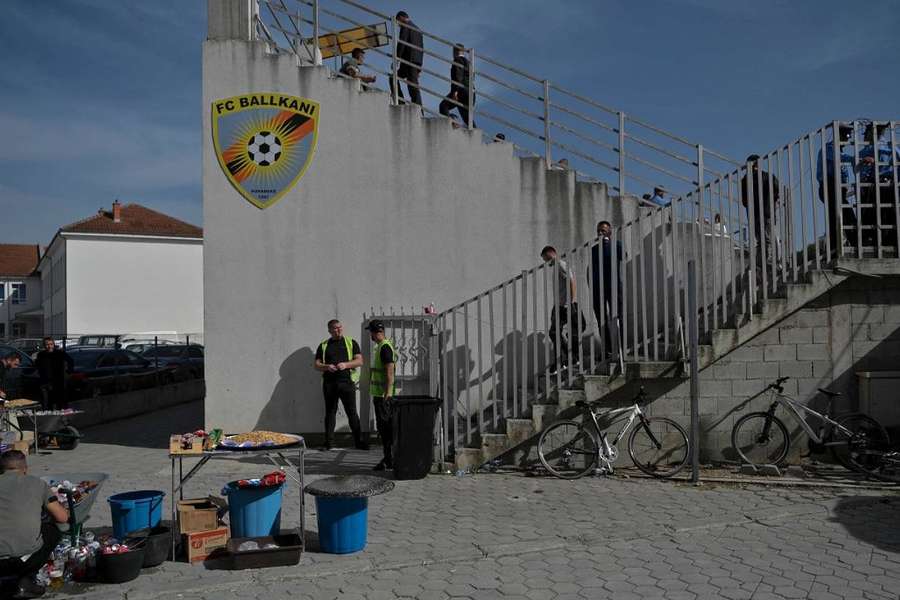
[220,430,297,448]
[2,398,39,408]
[49,480,99,506]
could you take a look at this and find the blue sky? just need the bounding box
[1,0,898,245]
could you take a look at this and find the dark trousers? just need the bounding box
[390,67,421,105]
[593,299,622,360]
[323,379,362,446]
[41,382,67,411]
[549,303,582,364]
[372,397,393,463]
[0,522,60,580]
[439,92,475,127]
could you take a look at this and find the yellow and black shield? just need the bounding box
[212,93,319,209]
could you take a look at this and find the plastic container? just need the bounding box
[107,490,165,539]
[125,525,170,568]
[98,547,145,583]
[223,482,283,538]
[391,396,441,480]
[225,533,302,569]
[315,496,368,554]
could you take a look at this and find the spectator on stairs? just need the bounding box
[816,123,858,251]
[741,154,780,276]
[340,48,377,89]
[390,11,423,106]
[857,122,900,250]
[541,245,582,373]
[438,43,475,128]
[588,221,623,360]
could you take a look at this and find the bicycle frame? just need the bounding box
[771,392,855,446]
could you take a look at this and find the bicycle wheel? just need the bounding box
[732,412,790,466]
[628,417,690,478]
[831,413,890,471]
[537,420,598,479]
[851,448,900,483]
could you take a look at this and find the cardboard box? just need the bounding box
[177,497,225,534]
[183,526,229,563]
[169,434,204,455]
[12,440,31,453]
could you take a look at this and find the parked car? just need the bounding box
[67,348,156,398]
[121,339,177,354]
[141,344,204,380]
[0,344,41,400]
[9,338,43,358]
[76,335,121,348]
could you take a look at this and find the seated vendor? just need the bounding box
[0,450,69,599]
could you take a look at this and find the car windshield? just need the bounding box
[70,350,104,368]
[142,347,184,358]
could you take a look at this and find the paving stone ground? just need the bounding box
[21,401,900,600]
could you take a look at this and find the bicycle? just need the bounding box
[537,387,690,479]
[731,376,893,477]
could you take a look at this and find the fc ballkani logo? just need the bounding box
[212,93,319,209]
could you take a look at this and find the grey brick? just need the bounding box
[712,362,747,380]
[780,361,813,378]
[748,328,781,346]
[732,379,769,397]
[763,344,796,362]
[867,323,900,342]
[852,306,884,324]
[812,360,832,379]
[796,344,830,360]
[793,310,829,328]
[747,361,780,380]
[851,326,871,341]
[883,305,900,323]
[727,346,764,362]
[812,327,830,344]
[779,327,812,344]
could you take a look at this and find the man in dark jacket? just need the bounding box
[438,43,475,127]
[391,10,423,106]
[588,221,623,359]
[741,154,780,272]
[35,338,73,410]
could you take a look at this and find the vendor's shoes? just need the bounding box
[372,458,393,471]
[13,578,45,599]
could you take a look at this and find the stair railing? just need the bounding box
[254,0,737,198]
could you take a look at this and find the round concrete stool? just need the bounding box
[305,475,394,554]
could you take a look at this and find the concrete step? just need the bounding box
[530,404,558,432]
[624,361,683,379]
[455,447,482,471]
[505,418,536,446]
[481,433,510,462]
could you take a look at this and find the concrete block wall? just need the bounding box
[631,275,900,463]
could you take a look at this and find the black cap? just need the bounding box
[365,320,385,332]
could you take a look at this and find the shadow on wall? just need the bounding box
[257,347,317,433]
[829,496,900,553]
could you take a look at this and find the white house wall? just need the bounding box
[65,236,203,335]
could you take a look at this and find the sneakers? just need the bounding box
[13,578,45,599]
[372,458,393,471]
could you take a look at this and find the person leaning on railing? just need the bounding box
[390,10,423,106]
[340,47,377,89]
[438,43,475,128]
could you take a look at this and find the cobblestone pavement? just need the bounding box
[22,401,900,600]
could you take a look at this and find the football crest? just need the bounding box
[212,93,319,209]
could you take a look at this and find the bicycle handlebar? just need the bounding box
[770,376,790,391]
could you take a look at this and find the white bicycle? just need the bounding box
[537,388,691,479]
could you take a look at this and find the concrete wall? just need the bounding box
[65,235,203,335]
[629,275,900,462]
[202,37,644,433]
[40,237,67,336]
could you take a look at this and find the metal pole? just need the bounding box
[467,48,476,130]
[390,16,399,105]
[618,112,626,196]
[542,80,552,165]
[311,0,321,65]
[687,260,700,484]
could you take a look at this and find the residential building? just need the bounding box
[0,244,43,340]
[37,201,203,336]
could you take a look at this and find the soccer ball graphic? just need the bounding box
[247,131,282,167]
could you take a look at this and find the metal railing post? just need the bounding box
[618,112,626,196]
[312,0,321,65]
[390,16,399,105]
[542,80,552,165]
[467,47,476,130]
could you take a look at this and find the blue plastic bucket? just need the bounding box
[315,496,368,554]
[108,490,165,539]
[224,482,283,538]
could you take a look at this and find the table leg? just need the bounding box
[299,444,305,545]
[171,457,176,562]
[32,412,38,455]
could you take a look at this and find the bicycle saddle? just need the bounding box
[818,388,842,397]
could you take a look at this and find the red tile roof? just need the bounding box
[61,203,202,239]
[0,244,41,277]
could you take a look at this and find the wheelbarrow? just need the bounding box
[41,472,109,544]
[18,412,83,450]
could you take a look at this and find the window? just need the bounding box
[11,323,26,337]
[0,323,5,338]
[10,283,26,305]
[0,283,5,304]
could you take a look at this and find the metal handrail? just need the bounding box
[256,0,737,197]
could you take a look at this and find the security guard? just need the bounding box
[366,320,397,471]
[314,319,367,450]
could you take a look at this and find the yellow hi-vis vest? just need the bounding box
[369,338,397,397]
[319,336,360,384]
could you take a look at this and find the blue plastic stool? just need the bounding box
[315,496,369,554]
[108,490,165,539]
[223,482,283,538]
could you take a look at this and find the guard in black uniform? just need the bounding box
[314,319,368,451]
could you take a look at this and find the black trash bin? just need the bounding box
[390,396,441,480]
